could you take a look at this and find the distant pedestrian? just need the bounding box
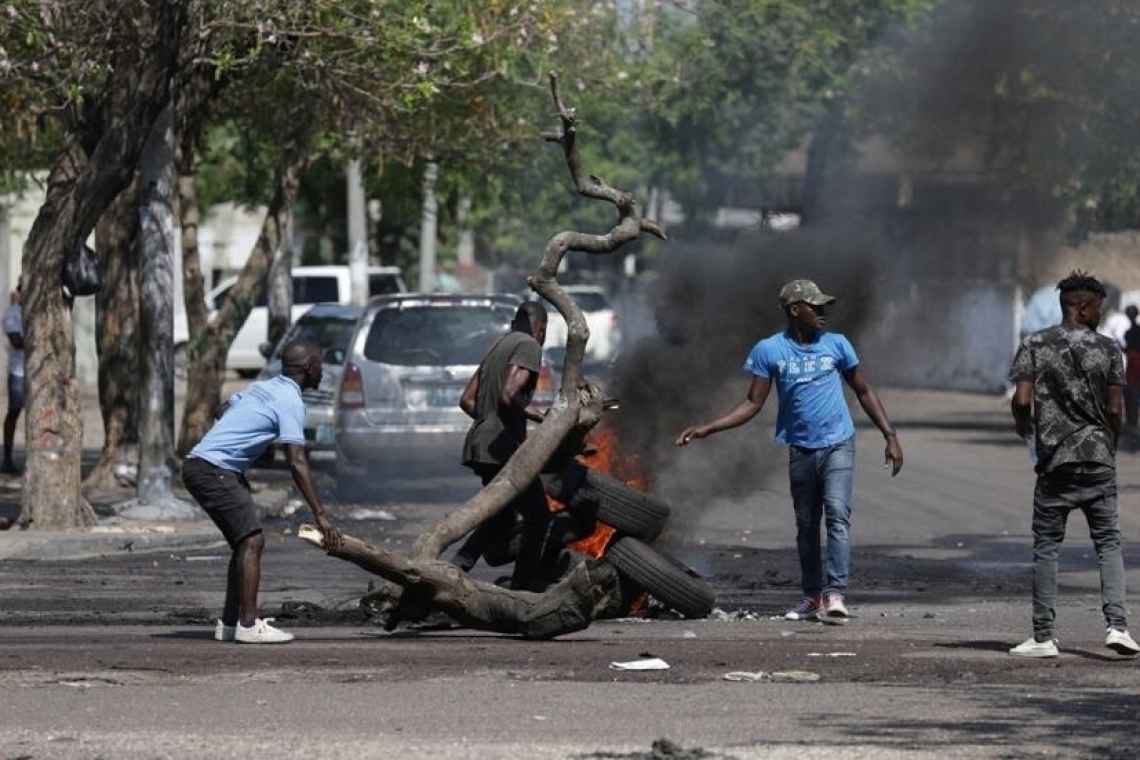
[182,340,343,644]
[1007,271,1139,658]
[676,279,903,624]
[1123,305,1140,429]
[3,282,24,475]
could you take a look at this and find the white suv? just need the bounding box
[537,284,620,363]
[175,265,406,377]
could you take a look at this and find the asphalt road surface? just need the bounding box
[2,388,1140,759]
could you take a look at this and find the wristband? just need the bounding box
[883,430,897,438]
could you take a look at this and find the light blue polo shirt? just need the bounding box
[744,330,859,449]
[189,375,306,473]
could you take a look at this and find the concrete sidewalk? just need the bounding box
[0,520,225,560]
[0,377,263,559]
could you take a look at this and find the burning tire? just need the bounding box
[545,462,670,543]
[605,537,715,619]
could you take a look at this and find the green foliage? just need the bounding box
[855,0,1140,230]
[624,0,936,219]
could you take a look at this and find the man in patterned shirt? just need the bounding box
[1008,271,1139,658]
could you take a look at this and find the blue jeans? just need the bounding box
[788,436,855,597]
[1031,467,1125,641]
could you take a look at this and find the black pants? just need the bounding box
[454,463,553,591]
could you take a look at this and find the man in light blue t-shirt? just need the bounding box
[183,341,343,645]
[676,279,903,624]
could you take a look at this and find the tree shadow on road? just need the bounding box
[811,684,1137,759]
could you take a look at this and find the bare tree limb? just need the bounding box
[311,70,667,638]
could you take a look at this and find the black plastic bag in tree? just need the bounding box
[62,238,102,298]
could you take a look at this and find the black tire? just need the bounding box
[552,464,669,543]
[236,368,260,380]
[605,536,715,619]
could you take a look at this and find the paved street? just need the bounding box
[2,387,1140,758]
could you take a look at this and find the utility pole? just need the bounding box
[418,159,439,293]
[346,157,368,305]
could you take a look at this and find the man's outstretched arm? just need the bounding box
[676,375,771,446]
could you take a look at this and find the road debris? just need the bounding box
[610,657,670,671]
[345,507,397,521]
[723,671,768,682]
[724,670,821,683]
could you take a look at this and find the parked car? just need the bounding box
[531,284,620,363]
[175,265,406,378]
[254,303,363,455]
[334,293,554,497]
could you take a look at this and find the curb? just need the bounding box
[0,523,226,561]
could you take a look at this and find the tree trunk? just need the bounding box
[85,178,142,491]
[328,73,667,637]
[136,103,178,505]
[266,209,293,351]
[177,141,311,455]
[18,1,185,529]
[174,171,209,459]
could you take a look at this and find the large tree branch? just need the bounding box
[320,70,667,637]
[299,525,627,640]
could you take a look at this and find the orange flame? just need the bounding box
[562,424,646,559]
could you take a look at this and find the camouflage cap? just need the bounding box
[777,279,836,309]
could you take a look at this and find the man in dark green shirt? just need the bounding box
[453,302,552,591]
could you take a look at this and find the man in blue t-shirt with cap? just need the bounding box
[676,279,903,624]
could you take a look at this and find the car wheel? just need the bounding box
[604,536,715,619]
[236,368,260,380]
[546,462,670,543]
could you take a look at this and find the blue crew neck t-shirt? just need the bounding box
[189,375,306,473]
[744,330,859,448]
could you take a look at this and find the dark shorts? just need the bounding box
[182,457,261,548]
[7,374,24,413]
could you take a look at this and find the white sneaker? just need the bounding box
[235,618,294,644]
[1009,637,1059,658]
[214,619,236,642]
[1106,628,1140,656]
[824,592,849,618]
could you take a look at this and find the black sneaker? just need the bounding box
[1,461,21,475]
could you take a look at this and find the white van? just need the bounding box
[175,265,406,377]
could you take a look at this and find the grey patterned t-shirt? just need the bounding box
[1008,324,1124,474]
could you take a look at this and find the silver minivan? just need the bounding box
[334,293,555,495]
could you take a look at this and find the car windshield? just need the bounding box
[274,315,358,365]
[363,304,516,366]
[571,292,611,312]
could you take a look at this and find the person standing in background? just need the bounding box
[3,281,24,475]
[1123,305,1140,430]
[1007,271,1138,658]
